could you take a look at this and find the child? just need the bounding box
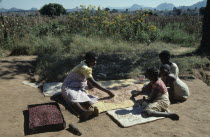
[159,50,179,77]
[160,64,190,103]
[132,67,179,120]
[61,52,115,121]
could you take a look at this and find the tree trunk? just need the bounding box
[198,0,210,55]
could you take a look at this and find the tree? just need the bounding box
[39,3,66,16]
[111,9,118,13]
[199,7,206,16]
[125,9,129,13]
[173,8,182,16]
[198,0,210,55]
[104,8,110,11]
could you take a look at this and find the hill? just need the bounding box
[190,0,207,8]
[179,0,207,9]
[156,3,175,10]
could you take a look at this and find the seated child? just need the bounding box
[61,52,115,121]
[132,67,179,120]
[160,64,190,103]
[136,50,179,96]
[159,50,179,77]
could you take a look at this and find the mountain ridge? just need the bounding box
[0,0,207,12]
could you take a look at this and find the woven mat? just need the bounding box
[107,107,164,127]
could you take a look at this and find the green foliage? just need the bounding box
[34,35,177,81]
[10,44,31,55]
[0,48,9,57]
[0,6,207,82]
[159,24,198,46]
[33,36,64,56]
[35,53,80,81]
[67,8,158,43]
[0,8,203,49]
[39,3,66,16]
[173,56,210,74]
[34,22,67,36]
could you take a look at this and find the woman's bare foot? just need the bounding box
[88,106,99,117]
[79,110,94,122]
[93,106,99,116]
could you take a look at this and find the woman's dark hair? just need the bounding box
[84,51,97,60]
[145,67,159,78]
[159,50,171,58]
[160,64,171,71]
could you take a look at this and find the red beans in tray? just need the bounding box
[29,104,64,128]
[28,102,66,133]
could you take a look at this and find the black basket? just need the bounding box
[27,102,66,134]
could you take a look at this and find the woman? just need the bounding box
[61,52,115,121]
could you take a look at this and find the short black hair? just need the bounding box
[159,50,171,58]
[85,51,97,60]
[145,67,159,78]
[160,64,171,71]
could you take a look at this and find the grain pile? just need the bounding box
[88,84,143,103]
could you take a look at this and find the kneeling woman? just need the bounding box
[61,52,115,121]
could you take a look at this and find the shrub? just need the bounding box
[159,24,198,47]
[173,56,210,74]
[39,3,66,16]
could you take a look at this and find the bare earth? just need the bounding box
[0,56,210,137]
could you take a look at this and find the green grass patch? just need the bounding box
[33,34,208,82]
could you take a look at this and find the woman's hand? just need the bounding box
[131,93,138,99]
[87,78,115,98]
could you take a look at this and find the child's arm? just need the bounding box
[87,77,115,97]
[142,83,152,93]
[147,89,158,102]
[131,83,152,98]
[131,91,142,98]
[168,74,176,100]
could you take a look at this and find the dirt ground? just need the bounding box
[0,56,210,137]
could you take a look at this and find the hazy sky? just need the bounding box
[0,0,204,10]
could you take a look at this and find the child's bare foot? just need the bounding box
[168,113,179,120]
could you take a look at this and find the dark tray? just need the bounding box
[27,102,66,134]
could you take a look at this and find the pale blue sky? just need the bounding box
[0,0,204,10]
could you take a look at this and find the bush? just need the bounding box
[0,48,10,57]
[10,44,31,55]
[39,3,66,16]
[159,24,198,47]
[173,56,210,74]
